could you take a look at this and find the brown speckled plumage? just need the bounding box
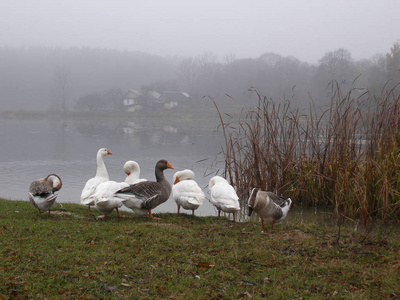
[248,188,292,232]
[28,174,62,214]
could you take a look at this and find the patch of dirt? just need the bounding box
[280,229,311,243]
[51,211,85,218]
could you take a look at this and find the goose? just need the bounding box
[115,159,174,218]
[90,160,145,219]
[80,148,112,209]
[247,188,292,232]
[28,174,62,214]
[208,176,240,222]
[172,169,205,215]
[122,160,147,184]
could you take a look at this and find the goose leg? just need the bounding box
[261,218,266,231]
[192,210,194,216]
[48,210,51,215]
[59,203,66,211]
[217,210,221,218]
[177,205,180,213]
[270,221,274,232]
[232,213,236,222]
[148,210,160,219]
[116,208,123,218]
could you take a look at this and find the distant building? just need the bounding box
[156,91,192,109]
[122,89,161,112]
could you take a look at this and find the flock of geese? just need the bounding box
[28,148,293,231]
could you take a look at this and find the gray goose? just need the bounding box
[115,159,174,218]
[28,174,62,214]
[248,188,292,232]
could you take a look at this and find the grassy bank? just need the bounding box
[1,198,399,299]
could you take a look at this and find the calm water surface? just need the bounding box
[1,118,342,227]
[0,118,226,216]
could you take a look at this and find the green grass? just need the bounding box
[0,198,399,299]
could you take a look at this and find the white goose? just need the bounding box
[122,160,147,184]
[115,159,174,218]
[172,169,205,215]
[28,174,62,214]
[208,176,240,222]
[247,188,292,232]
[90,160,145,219]
[80,148,112,209]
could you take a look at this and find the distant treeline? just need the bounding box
[0,44,399,111]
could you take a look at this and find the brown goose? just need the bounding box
[115,159,174,218]
[28,174,62,214]
[248,188,292,232]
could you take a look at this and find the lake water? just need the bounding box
[0,118,227,216]
[0,118,344,228]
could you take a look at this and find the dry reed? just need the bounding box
[213,81,400,226]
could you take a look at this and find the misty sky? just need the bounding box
[1,0,399,63]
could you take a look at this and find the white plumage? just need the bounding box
[122,160,147,184]
[208,175,240,222]
[89,160,145,219]
[80,148,112,209]
[172,169,205,215]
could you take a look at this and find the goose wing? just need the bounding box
[266,192,288,207]
[29,180,52,197]
[173,180,204,202]
[81,177,107,202]
[210,182,240,210]
[117,181,164,210]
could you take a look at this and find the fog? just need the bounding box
[0,1,399,111]
[1,0,398,63]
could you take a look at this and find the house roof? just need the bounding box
[148,90,161,99]
[158,91,191,103]
[124,89,141,99]
[123,89,161,100]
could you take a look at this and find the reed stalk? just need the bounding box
[216,82,400,227]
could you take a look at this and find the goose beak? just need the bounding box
[167,162,174,169]
[173,177,180,184]
[248,206,253,216]
[107,150,112,155]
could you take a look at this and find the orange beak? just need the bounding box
[167,162,174,169]
[107,150,112,155]
[173,177,180,185]
[126,172,131,176]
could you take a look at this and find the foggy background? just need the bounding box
[1,0,399,111]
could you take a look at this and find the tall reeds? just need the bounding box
[214,81,400,226]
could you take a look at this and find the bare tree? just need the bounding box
[53,65,71,116]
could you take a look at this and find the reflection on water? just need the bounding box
[286,206,337,227]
